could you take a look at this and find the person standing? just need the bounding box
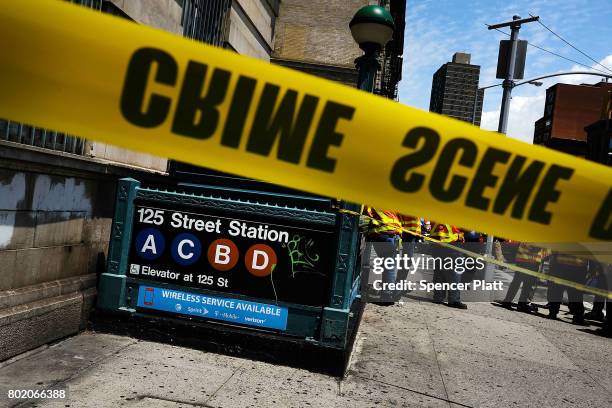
[585,261,607,322]
[604,262,611,337]
[547,252,588,324]
[363,206,402,304]
[430,222,466,309]
[397,213,421,283]
[601,263,612,337]
[500,243,548,312]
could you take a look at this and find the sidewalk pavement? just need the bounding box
[1,301,610,408]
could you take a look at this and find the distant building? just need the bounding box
[429,52,484,125]
[533,81,612,157]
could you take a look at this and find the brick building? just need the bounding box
[272,0,405,99]
[533,81,612,157]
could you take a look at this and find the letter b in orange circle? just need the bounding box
[207,239,239,271]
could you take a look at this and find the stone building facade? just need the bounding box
[0,0,278,361]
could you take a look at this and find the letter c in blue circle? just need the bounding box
[171,233,202,266]
[135,228,165,260]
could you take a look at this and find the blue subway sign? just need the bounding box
[137,285,288,331]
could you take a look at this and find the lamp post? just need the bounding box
[472,81,542,282]
[471,81,542,126]
[349,6,395,304]
[350,5,395,92]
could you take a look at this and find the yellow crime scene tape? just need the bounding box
[341,208,612,299]
[0,1,611,244]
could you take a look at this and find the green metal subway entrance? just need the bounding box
[97,173,364,360]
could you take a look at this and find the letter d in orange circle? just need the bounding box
[245,244,277,277]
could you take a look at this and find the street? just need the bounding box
[1,300,610,408]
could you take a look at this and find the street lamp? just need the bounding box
[350,5,395,92]
[471,81,543,125]
[527,81,543,87]
[472,79,542,282]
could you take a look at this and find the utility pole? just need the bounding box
[488,15,539,133]
[483,15,539,282]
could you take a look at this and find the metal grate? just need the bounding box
[181,0,231,47]
[0,0,101,155]
[0,121,87,154]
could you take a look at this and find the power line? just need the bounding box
[529,14,612,74]
[488,26,611,76]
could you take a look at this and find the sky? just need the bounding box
[398,0,612,143]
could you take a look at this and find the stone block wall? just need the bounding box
[0,170,114,290]
[0,168,115,360]
[228,0,276,61]
[106,0,183,34]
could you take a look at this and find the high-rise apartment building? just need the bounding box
[429,52,484,125]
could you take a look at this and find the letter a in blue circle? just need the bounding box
[135,228,165,260]
[171,233,202,266]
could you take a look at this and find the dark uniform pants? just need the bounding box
[547,262,586,317]
[432,245,461,304]
[504,262,539,304]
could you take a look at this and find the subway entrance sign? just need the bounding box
[129,204,335,306]
[98,177,362,350]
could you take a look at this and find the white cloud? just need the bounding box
[481,93,546,143]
